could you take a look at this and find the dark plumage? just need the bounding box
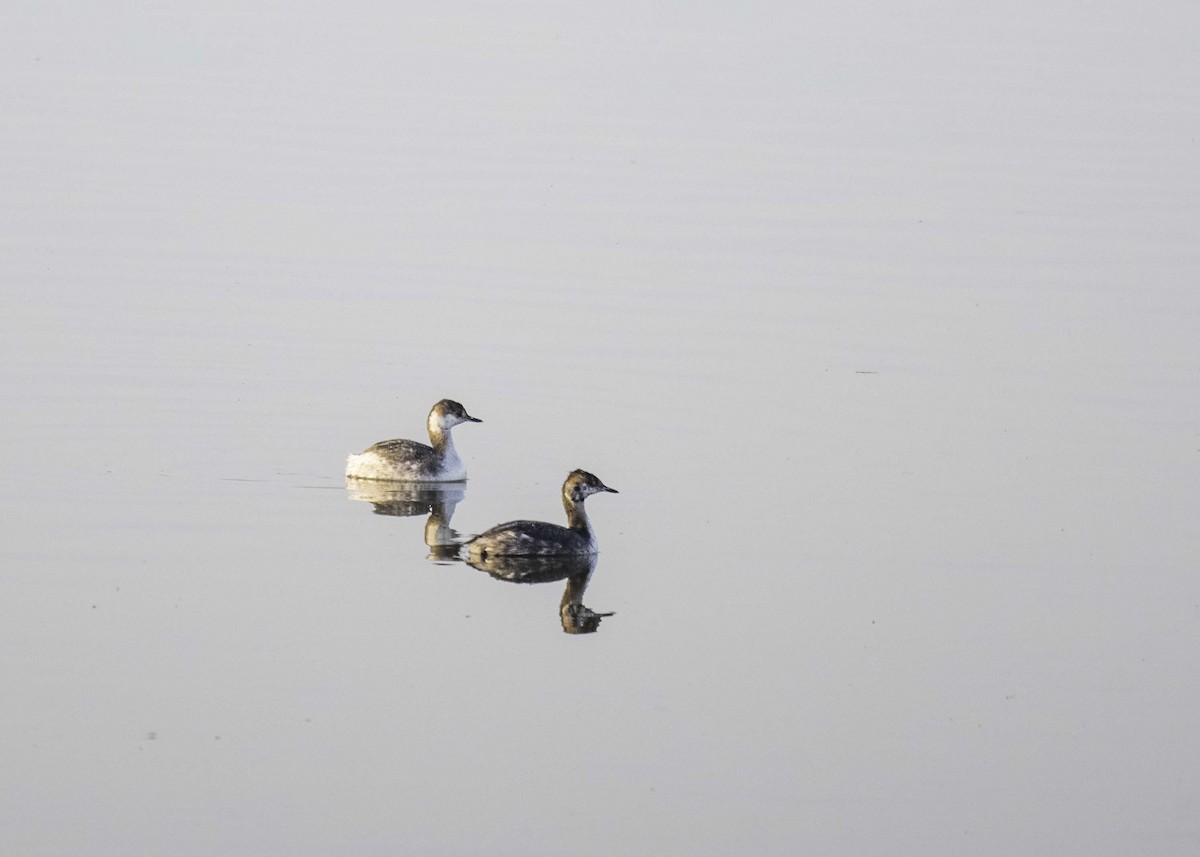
[467,470,618,558]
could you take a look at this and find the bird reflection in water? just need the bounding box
[344,478,465,563]
[464,552,614,634]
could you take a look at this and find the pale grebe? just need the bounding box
[466,470,617,558]
[345,399,481,481]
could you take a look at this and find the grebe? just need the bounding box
[467,470,617,558]
[345,399,481,481]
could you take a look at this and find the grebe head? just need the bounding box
[430,399,482,430]
[564,469,618,503]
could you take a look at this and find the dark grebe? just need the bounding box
[345,399,481,481]
[467,470,618,558]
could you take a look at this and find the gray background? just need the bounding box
[3,2,1198,855]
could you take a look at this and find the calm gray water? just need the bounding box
[3,3,1198,855]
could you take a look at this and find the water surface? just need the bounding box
[2,3,1198,855]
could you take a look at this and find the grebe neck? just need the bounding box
[427,416,450,454]
[563,494,592,535]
